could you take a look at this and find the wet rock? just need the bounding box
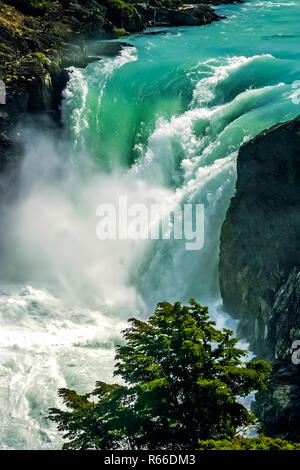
[87,40,134,57]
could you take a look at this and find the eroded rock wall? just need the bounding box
[219,115,300,439]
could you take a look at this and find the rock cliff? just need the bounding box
[219,115,300,439]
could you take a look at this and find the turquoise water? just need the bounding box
[66,0,300,170]
[63,0,300,305]
[0,0,299,449]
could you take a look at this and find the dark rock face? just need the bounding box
[137,4,219,27]
[252,269,300,441]
[220,116,300,357]
[219,116,300,439]
[268,269,300,361]
[0,88,28,170]
[252,362,300,441]
[87,40,134,57]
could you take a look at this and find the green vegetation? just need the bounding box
[0,43,11,52]
[48,300,271,450]
[33,51,51,66]
[6,0,51,15]
[198,436,300,450]
[113,26,131,37]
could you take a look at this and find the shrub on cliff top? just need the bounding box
[198,436,300,450]
[48,300,271,450]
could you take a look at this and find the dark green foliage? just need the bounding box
[105,0,138,27]
[198,436,300,450]
[6,0,51,15]
[48,300,271,450]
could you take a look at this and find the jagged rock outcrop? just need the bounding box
[136,3,219,27]
[219,115,300,439]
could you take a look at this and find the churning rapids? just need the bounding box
[0,0,300,449]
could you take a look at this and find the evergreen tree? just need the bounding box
[48,300,271,450]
